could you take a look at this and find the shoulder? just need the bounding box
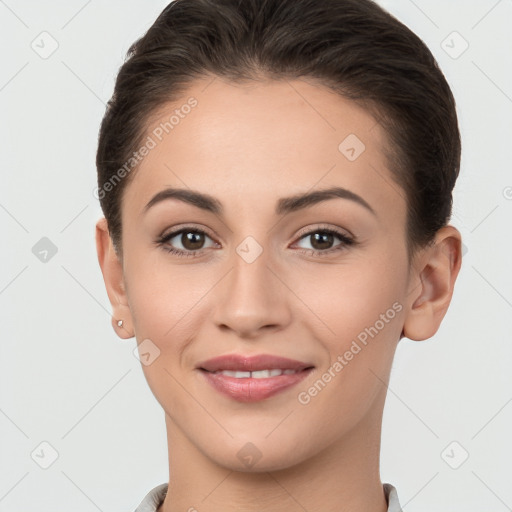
[383,482,403,512]
[133,483,168,512]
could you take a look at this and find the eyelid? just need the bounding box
[293,223,354,242]
[160,223,219,243]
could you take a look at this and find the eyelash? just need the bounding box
[155,225,356,258]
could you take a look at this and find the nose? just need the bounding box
[211,249,292,339]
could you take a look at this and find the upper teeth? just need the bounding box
[214,369,299,378]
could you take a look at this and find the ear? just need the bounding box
[95,217,134,339]
[402,225,462,341]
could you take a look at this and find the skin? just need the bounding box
[96,76,462,512]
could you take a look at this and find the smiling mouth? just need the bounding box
[200,367,314,378]
[198,366,315,402]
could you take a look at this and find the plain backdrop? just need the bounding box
[1,1,511,511]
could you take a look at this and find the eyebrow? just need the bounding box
[143,186,376,217]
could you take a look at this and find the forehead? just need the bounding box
[124,76,405,224]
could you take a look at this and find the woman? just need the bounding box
[95,0,462,510]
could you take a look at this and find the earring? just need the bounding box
[117,320,123,328]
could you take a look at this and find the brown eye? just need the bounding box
[309,232,334,250]
[158,227,218,255]
[294,228,354,254]
[181,231,205,250]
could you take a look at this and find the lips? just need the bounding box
[196,353,315,402]
[197,353,314,373]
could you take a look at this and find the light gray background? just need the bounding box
[1,1,511,510]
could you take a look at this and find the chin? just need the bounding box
[204,436,313,473]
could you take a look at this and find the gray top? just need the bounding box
[133,482,402,511]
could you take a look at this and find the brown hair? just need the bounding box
[96,0,461,261]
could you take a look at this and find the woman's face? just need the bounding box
[116,77,416,470]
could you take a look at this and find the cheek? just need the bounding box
[290,260,403,436]
[286,256,405,411]
[124,261,219,413]
[287,256,405,346]
[124,251,218,339]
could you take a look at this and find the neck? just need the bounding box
[158,393,389,512]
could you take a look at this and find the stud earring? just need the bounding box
[117,320,123,328]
